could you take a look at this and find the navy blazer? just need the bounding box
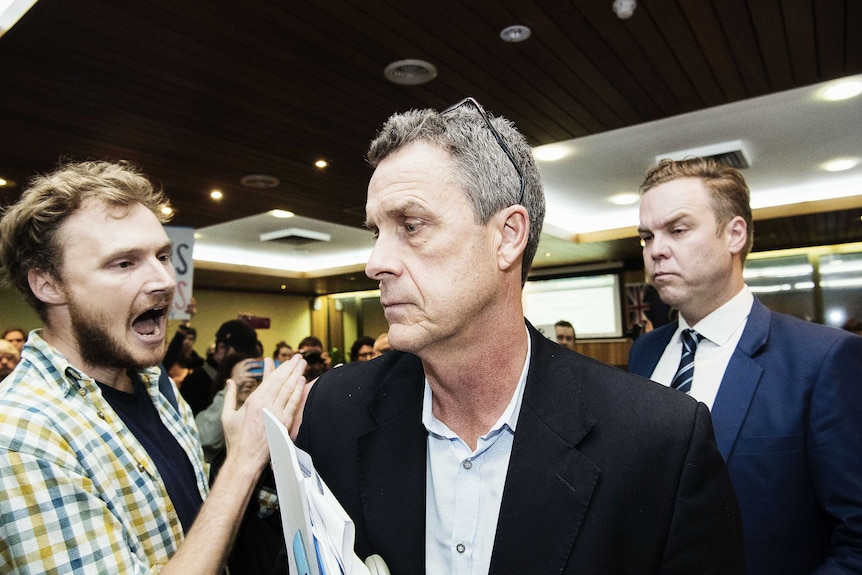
[629,297,862,574]
[297,322,744,574]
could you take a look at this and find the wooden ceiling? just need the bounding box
[1,0,861,293]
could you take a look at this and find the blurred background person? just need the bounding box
[2,327,26,353]
[297,335,330,378]
[553,320,576,350]
[371,332,391,358]
[180,318,259,415]
[842,318,862,335]
[0,339,19,379]
[350,335,376,362]
[272,340,294,363]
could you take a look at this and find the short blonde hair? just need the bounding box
[0,161,172,321]
[640,157,754,261]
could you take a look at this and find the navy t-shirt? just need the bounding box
[99,374,203,533]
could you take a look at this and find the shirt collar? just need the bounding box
[680,285,754,346]
[422,324,532,437]
[22,329,162,395]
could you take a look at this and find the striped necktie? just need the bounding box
[670,329,704,394]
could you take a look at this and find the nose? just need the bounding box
[646,234,670,261]
[146,255,177,293]
[365,232,400,280]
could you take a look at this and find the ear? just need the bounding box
[28,269,67,305]
[495,205,530,273]
[726,216,748,256]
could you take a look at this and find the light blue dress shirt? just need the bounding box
[423,331,531,575]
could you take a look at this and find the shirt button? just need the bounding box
[456,543,466,554]
[77,388,87,396]
[462,459,472,470]
[96,411,105,419]
[137,463,146,472]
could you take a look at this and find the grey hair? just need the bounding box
[367,103,545,285]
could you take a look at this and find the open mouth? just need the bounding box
[132,307,166,337]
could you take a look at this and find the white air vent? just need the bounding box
[260,228,331,246]
[657,140,751,169]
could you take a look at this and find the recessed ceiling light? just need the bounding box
[821,157,860,172]
[315,159,328,169]
[270,209,295,219]
[533,144,571,162]
[0,178,7,186]
[609,192,640,205]
[384,59,437,86]
[210,190,223,200]
[160,206,173,215]
[820,79,862,101]
[500,25,531,43]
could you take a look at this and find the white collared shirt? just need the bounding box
[650,286,754,409]
[423,329,531,575]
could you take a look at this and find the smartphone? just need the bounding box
[248,360,265,382]
[248,359,280,382]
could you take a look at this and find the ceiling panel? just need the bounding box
[1,0,860,294]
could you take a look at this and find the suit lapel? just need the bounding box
[710,298,769,460]
[489,326,600,574]
[630,322,676,377]
[357,354,427,574]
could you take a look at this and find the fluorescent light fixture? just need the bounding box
[821,157,859,172]
[743,263,813,279]
[820,80,862,102]
[608,192,640,206]
[532,144,571,162]
[193,244,371,273]
[821,277,862,289]
[0,0,38,38]
[270,209,294,218]
[749,283,793,293]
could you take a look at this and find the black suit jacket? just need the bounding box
[296,323,744,574]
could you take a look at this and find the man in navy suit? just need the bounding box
[629,157,862,574]
[294,100,744,574]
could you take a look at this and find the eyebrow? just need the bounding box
[364,199,426,229]
[101,240,173,263]
[638,212,689,234]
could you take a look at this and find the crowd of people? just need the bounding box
[1,97,860,575]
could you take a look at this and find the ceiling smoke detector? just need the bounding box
[240,174,280,189]
[384,59,437,86]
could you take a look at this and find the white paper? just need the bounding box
[264,409,370,575]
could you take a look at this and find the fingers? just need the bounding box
[222,378,238,415]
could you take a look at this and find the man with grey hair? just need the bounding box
[294,99,744,574]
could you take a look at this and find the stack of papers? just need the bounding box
[263,409,371,575]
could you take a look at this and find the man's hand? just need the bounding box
[221,354,306,472]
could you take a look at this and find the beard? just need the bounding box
[68,299,159,371]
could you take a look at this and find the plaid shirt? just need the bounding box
[0,331,209,574]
